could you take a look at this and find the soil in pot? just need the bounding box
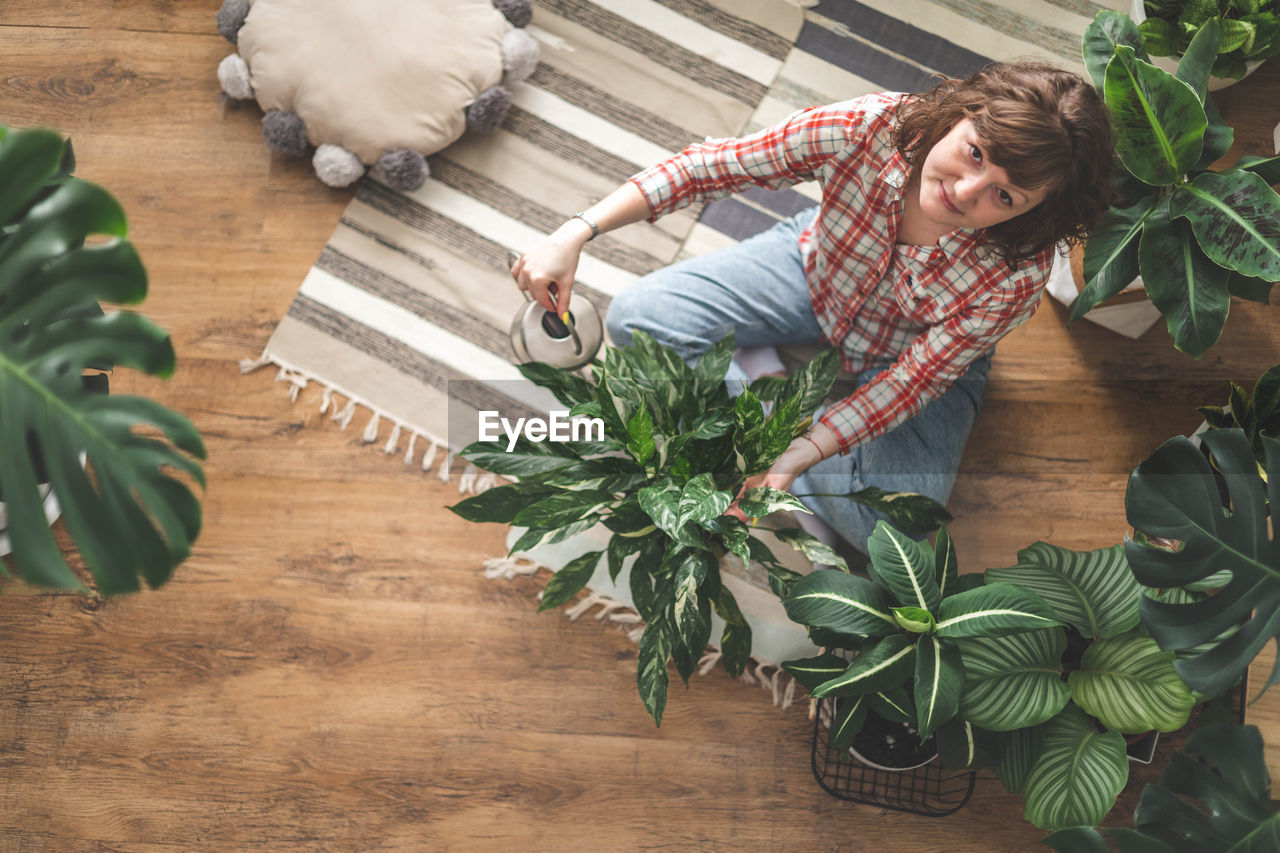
[846,709,938,771]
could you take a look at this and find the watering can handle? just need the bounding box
[507,251,533,303]
[508,249,581,355]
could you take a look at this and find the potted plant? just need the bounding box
[1125,427,1279,700]
[448,331,952,725]
[1066,11,1280,357]
[1043,723,1280,851]
[958,541,1198,831]
[780,522,1061,774]
[1133,0,1280,88]
[0,126,206,594]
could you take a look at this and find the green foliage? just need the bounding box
[1075,12,1280,357]
[1126,428,1280,700]
[783,522,1061,743]
[450,330,957,725]
[0,126,205,595]
[1043,724,1280,852]
[962,543,1197,832]
[1196,360,1280,468]
[1140,0,1280,74]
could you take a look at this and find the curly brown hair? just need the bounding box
[895,62,1114,267]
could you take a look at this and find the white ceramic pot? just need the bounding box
[1129,0,1264,91]
[0,484,63,557]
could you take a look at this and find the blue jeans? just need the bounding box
[606,209,991,554]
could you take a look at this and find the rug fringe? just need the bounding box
[482,553,801,710]
[241,347,484,490]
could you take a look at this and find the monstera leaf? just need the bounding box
[0,127,205,594]
[1125,429,1280,699]
[1044,725,1280,853]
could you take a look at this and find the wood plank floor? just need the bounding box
[0,4,1277,849]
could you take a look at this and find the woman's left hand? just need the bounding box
[726,437,823,522]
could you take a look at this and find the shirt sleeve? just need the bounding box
[817,259,1052,454]
[628,97,888,220]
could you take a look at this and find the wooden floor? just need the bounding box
[0,4,1277,850]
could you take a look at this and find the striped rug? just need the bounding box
[245,0,1122,478]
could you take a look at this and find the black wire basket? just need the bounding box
[810,699,976,817]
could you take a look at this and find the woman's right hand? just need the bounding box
[510,218,594,316]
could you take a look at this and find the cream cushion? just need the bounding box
[237,0,509,164]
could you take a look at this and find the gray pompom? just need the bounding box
[217,53,253,100]
[493,0,532,28]
[502,29,539,84]
[262,109,308,156]
[373,149,429,192]
[217,0,251,44]
[466,86,510,134]
[313,145,365,188]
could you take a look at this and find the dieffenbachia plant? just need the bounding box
[962,542,1197,831]
[1126,428,1280,700]
[1044,724,1280,852]
[448,331,952,725]
[780,522,1061,750]
[1071,12,1280,357]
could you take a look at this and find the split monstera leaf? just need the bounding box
[0,126,205,594]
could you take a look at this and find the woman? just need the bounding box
[511,62,1113,552]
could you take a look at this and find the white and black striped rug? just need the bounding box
[245,0,1118,477]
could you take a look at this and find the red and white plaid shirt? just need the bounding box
[629,92,1053,455]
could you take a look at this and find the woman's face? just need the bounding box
[916,118,1048,231]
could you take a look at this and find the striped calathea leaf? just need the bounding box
[784,522,1061,741]
[1021,703,1130,831]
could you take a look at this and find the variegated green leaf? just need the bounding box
[1105,46,1207,185]
[934,582,1061,638]
[538,549,603,611]
[783,569,897,637]
[772,526,848,571]
[1069,630,1197,733]
[959,629,1069,731]
[1022,704,1129,831]
[934,525,958,599]
[637,618,673,726]
[1138,197,1232,358]
[1174,16,1222,102]
[866,521,941,612]
[993,726,1045,796]
[782,652,851,692]
[893,606,936,633]
[1073,197,1156,323]
[1083,11,1148,89]
[985,541,1140,639]
[676,472,731,526]
[811,634,915,698]
[830,695,870,749]
[737,485,809,519]
[837,485,953,538]
[1171,170,1280,280]
[913,635,964,739]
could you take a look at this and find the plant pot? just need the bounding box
[848,710,939,771]
[0,485,63,558]
[810,700,975,816]
[1126,730,1160,764]
[1130,0,1265,91]
[1045,241,1162,340]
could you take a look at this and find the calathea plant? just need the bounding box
[1126,428,1280,699]
[962,542,1198,831]
[449,331,951,725]
[1070,12,1280,356]
[0,126,206,594]
[780,522,1061,752]
[1044,724,1280,852]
